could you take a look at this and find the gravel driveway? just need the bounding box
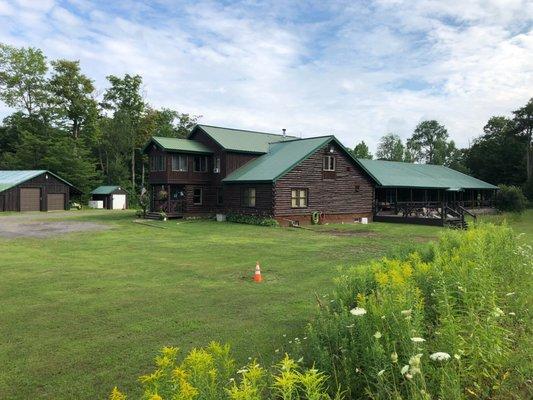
[0,211,112,238]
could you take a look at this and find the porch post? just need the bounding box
[167,184,171,212]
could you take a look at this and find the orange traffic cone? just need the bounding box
[254,262,262,282]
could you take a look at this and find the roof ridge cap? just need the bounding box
[197,123,299,138]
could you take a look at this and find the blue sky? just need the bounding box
[0,0,532,151]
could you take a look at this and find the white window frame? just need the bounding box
[171,154,188,172]
[323,155,335,171]
[214,157,221,173]
[291,188,308,208]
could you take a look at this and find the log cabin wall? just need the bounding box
[0,173,70,211]
[189,128,261,183]
[222,183,274,216]
[273,141,374,223]
[146,146,212,185]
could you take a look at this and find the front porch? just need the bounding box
[373,188,497,228]
[150,184,185,218]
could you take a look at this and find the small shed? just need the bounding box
[90,186,128,209]
[0,170,81,212]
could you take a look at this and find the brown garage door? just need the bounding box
[47,193,65,211]
[20,188,41,211]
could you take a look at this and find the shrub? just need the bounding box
[495,185,527,213]
[303,224,532,399]
[522,178,533,203]
[135,209,146,219]
[159,211,167,221]
[110,342,339,399]
[226,213,279,227]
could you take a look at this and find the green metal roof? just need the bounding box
[223,136,333,183]
[0,170,80,193]
[193,124,298,153]
[91,185,123,195]
[356,159,498,190]
[143,136,213,154]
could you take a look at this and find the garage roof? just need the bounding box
[356,159,498,190]
[91,185,124,195]
[0,170,79,193]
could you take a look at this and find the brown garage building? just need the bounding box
[0,170,81,212]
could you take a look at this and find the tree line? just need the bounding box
[0,44,199,200]
[349,99,533,200]
[1,43,532,202]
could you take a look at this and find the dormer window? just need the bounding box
[323,155,335,171]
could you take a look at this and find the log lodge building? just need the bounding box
[142,124,498,227]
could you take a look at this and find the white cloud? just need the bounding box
[0,0,531,152]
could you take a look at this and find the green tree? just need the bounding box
[49,59,98,140]
[407,120,449,164]
[0,43,49,118]
[351,140,372,159]
[102,74,146,193]
[465,116,526,186]
[511,98,533,180]
[376,133,405,161]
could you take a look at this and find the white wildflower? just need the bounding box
[297,357,303,363]
[275,349,279,353]
[429,352,451,362]
[400,365,409,375]
[346,324,355,328]
[237,369,248,374]
[374,331,382,339]
[492,307,504,317]
[411,337,425,343]
[401,309,412,316]
[350,307,367,316]
[405,373,413,380]
[454,354,461,360]
[391,352,398,363]
[506,292,515,296]
[377,369,385,377]
[509,312,516,316]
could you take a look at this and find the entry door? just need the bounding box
[47,193,65,211]
[112,194,126,209]
[20,188,41,211]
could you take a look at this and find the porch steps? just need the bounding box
[445,218,468,230]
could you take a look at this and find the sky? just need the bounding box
[0,0,532,151]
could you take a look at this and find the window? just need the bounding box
[150,155,165,171]
[194,155,208,172]
[193,188,202,205]
[291,189,308,208]
[323,155,335,171]
[242,188,256,207]
[214,157,221,173]
[217,188,223,205]
[171,154,188,171]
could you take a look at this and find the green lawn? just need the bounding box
[0,210,530,399]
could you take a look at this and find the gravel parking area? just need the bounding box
[0,211,111,238]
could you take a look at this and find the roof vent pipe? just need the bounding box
[282,128,286,139]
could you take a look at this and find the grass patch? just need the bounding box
[0,210,528,399]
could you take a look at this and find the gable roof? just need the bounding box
[356,159,498,190]
[192,124,298,153]
[91,185,124,195]
[0,170,80,193]
[223,136,336,183]
[142,136,213,154]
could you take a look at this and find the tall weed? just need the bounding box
[304,224,532,399]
